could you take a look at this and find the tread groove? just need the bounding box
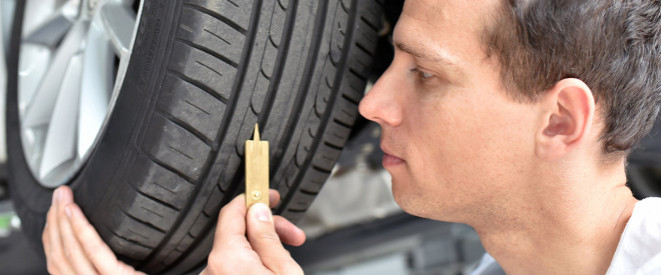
[184,100,211,116]
[268,34,278,47]
[285,208,306,213]
[324,76,333,88]
[122,210,167,234]
[128,183,181,211]
[324,141,342,151]
[166,70,229,104]
[355,40,375,57]
[334,118,352,128]
[108,229,155,249]
[312,164,332,174]
[167,145,194,160]
[195,60,223,77]
[154,182,178,195]
[141,206,165,219]
[349,68,367,81]
[142,151,196,183]
[175,38,239,68]
[203,28,231,45]
[341,93,360,105]
[360,15,379,32]
[339,0,349,13]
[299,189,318,196]
[127,228,151,241]
[277,0,287,10]
[180,23,194,33]
[183,3,247,34]
[156,110,215,147]
[338,21,346,36]
[227,0,240,8]
[260,68,271,80]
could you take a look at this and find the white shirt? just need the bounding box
[472,197,661,275]
[607,197,661,275]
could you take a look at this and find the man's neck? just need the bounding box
[472,164,637,274]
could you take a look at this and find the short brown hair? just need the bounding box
[482,0,661,154]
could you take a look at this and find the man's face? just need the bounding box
[359,0,540,221]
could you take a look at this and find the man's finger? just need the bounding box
[68,203,145,275]
[246,203,303,274]
[56,187,98,274]
[269,189,280,208]
[215,194,248,244]
[44,188,76,275]
[42,214,51,268]
[274,216,306,247]
[207,194,272,275]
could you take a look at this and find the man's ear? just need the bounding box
[535,78,595,160]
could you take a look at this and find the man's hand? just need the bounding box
[42,186,145,275]
[43,186,304,274]
[201,190,306,275]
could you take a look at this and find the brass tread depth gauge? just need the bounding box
[245,124,269,208]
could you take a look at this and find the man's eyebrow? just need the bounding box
[394,41,458,67]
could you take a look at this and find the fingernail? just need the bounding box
[65,205,72,218]
[252,203,272,222]
[52,189,60,203]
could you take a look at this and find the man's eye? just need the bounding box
[409,67,434,81]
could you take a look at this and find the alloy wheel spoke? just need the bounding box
[39,53,84,182]
[17,44,52,113]
[23,0,80,47]
[99,1,136,57]
[22,21,88,128]
[120,0,136,7]
[77,20,114,160]
[23,12,73,48]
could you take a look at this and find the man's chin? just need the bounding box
[390,184,464,223]
[390,179,420,214]
[393,198,434,220]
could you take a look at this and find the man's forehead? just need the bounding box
[401,0,498,24]
[402,0,449,23]
[394,41,460,69]
[395,0,500,62]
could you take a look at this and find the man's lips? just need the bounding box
[381,147,404,167]
[383,153,405,166]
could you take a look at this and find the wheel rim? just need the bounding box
[18,0,143,187]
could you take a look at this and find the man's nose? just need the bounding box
[358,68,403,127]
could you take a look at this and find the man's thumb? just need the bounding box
[246,203,302,274]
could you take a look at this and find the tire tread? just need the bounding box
[95,0,382,272]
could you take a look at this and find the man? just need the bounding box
[43,0,661,274]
